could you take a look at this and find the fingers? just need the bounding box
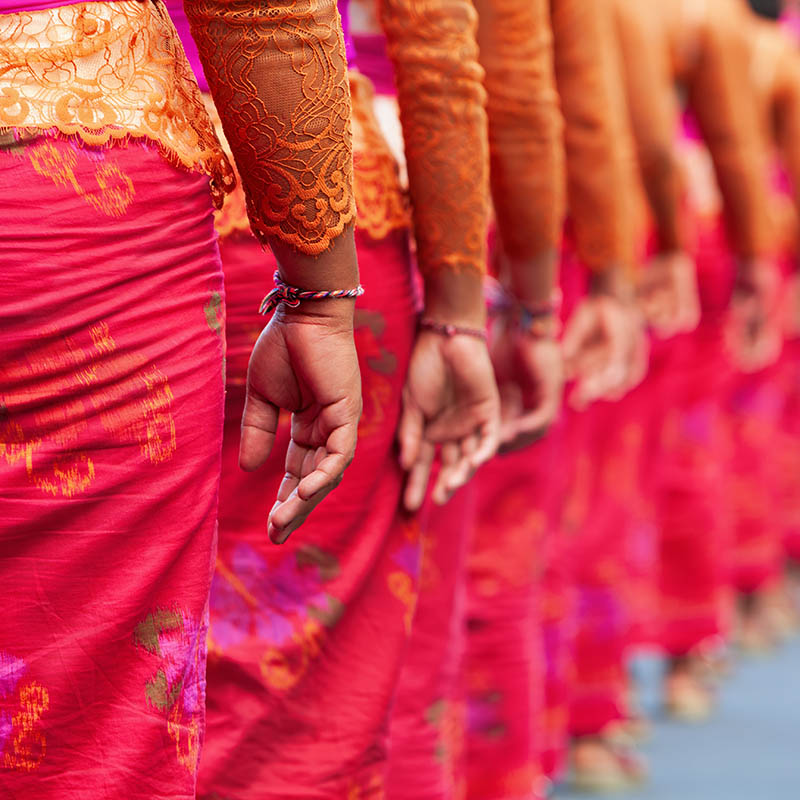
[432,441,461,505]
[239,391,279,472]
[561,304,593,375]
[268,415,357,545]
[403,440,436,512]
[398,394,424,472]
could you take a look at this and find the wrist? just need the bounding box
[423,269,487,328]
[276,297,356,331]
[500,249,560,309]
[589,265,635,302]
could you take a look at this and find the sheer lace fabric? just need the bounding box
[349,69,410,239]
[474,0,564,262]
[0,0,234,207]
[186,0,356,254]
[552,0,637,272]
[380,0,489,275]
[209,72,409,240]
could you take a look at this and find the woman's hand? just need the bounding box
[241,300,362,544]
[638,250,701,338]
[562,272,648,409]
[399,331,500,511]
[489,315,564,453]
[725,258,783,373]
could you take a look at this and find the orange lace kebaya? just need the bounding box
[379,0,489,275]
[0,0,234,207]
[186,0,356,255]
[474,0,565,264]
[551,0,637,273]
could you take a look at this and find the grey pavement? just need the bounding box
[555,638,800,800]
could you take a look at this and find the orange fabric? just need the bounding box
[350,70,412,239]
[551,0,636,272]
[613,0,685,254]
[187,0,356,254]
[668,0,772,259]
[379,0,489,275]
[474,0,564,262]
[0,0,234,208]
[750,19,800,250]
[208,72,410,241]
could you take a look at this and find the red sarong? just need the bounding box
[386,486,475,800]
[0,137,225,798]
[198,227,419,799]
[654,213,734,655]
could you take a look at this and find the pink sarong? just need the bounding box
[0,136,225,798]
[198,225,419,798]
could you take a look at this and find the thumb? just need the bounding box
[239,389,280,472]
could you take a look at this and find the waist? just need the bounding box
[0,0,233,205]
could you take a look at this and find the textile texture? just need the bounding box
[197,225,418,799]
[386,486,475,800]
[0,135,225,798]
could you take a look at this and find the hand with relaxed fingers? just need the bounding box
[399,329,501,512]
[562,270,648,409]
[489,313,564,454]
[725,258,783,373]
[242,231,363,545]
[638,250,701,338]
[242,300,361,544]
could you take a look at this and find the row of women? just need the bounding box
[2,0,800,796]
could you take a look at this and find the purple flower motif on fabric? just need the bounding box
[0,652,26,754]
[133,607,208,774]
[209,542,341,652]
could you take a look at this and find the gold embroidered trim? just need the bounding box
[0,0,234,207]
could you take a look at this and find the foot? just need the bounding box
[570,735,648,793]
[664,666,714,723]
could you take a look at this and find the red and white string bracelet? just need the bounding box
[418,318,488,341]
[259,271,365,315]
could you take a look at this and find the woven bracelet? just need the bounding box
[259,271,364,315]
[419,318,488,342]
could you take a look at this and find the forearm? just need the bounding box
[186,0,357,273]
[475,0,565,286]
[380,0,490,280]
[553,0,635,273]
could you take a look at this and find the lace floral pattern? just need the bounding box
[187,0,356,254]
[209,72,409,241]
[474,0,564,261]
[0,0,234,208]
[380,0,489,275]
[350,70,410,239]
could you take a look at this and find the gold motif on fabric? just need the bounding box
[27,138,135,217]
[0,0,234,207]
[0,321,177,498]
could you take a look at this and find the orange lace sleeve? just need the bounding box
[185,0,356,255]
[682,0,772,259]
[613,0,684,254]
[770,33,800,239]
[379,0,489,275]
[551,0,636,273]
[473,0,565,263]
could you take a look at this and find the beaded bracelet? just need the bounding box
[259,271,365,315]
[484,277,561,338]
[419,318,488,342]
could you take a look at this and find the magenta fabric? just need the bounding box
[351,33,397,96]
[166,0,209,92]
[386,485,475,800]
[0,135,224,798]
[198,227,420,798]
